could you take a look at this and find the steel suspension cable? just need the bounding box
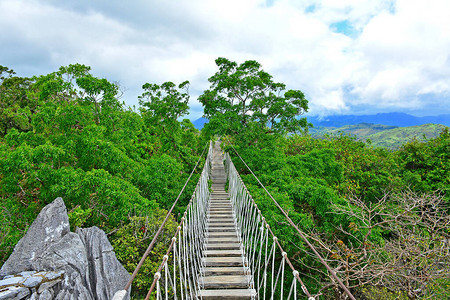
[143,141,212,299]
[226,141,356,300]
[225,153,311,298]
[115,141,209,298]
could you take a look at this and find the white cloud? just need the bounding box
[350,0,450,109]
[0,0,449,118]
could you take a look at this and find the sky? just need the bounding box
[1,0,450,120]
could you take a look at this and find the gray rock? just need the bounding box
[18,271,35,278]
[37,279,61,294]
[29,292,38,300]
[0,198,70,277]
[0,287,18,300]
[32,233,93,300]
[39,288,53,300]
[77,227,131,300]
[0,286,30,300]
[0,276,22,287]
[0,198,131,300]
[41,270,64,281]
[22,275,43,288]
[16,286,30,299]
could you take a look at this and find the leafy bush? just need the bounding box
[111,213,178,297]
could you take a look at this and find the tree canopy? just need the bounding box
[199,57,310,136]
[138,80,190,124]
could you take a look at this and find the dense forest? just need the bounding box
[1,59,449,299]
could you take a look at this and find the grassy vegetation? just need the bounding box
[311,123,447,149]
[310,122,397,138]
[367,123,447,148]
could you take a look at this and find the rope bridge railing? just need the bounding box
[112,141,212,300]
[225,153,314,300]
[226,141,356,300]
[145,143,212,300]
[143,141,213,299]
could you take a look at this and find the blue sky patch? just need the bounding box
[330,20,358,37]
[305,4,316,13]
[265,0,275,7]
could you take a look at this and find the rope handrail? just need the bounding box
[139,141,213,299]
[112,141,210,300]
[225,140,356,300]
[224,152,313,299]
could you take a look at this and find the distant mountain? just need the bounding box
[310,123,398,138]
[311,123,448,149]
[307,113,450,127]
[192,117,208,129]
[192,113,450,130]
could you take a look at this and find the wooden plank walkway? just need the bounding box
[199,142,256,299]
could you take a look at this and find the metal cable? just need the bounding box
[225,152,312,299]
[118,141,209,296]
[225,140,356,300]
[143,141,213,299]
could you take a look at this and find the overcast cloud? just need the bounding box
[1,0,449,119]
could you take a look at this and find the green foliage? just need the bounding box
[0,64,203,271]
[224,126,449,297]
[0,197,30,266]
[138,81,190,124]
[356,286,409,300]
[396,128,450,200]
[0,65,34,136]
[425,278,450,299]
[199,57,310,137]
[68,206,93,231]
[111,213,178,297]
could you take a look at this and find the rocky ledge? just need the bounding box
[0,270,64,300]
[0,198,130,300]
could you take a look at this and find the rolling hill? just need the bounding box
[306,112,450,127]
[311,123,448,149]
[192,113,450,130]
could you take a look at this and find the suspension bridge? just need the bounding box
[113,141,355,300]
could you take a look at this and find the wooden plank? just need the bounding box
[199,289,257,299]
[204,250,242,257]
[202,257,243,267]
[206,243,241,250]
[200,275,251,289]
[202,267,246,276]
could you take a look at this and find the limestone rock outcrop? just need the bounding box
[0,198,69,277]
[77,227,130,300]
[0,198,130,300]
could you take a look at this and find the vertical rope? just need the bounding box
[281,253,286,300]
[164,257,168,300]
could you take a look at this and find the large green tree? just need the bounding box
[0,66,34,136]
[137,80,200,161]
[138,81,190,125]
[199,57,309,136]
